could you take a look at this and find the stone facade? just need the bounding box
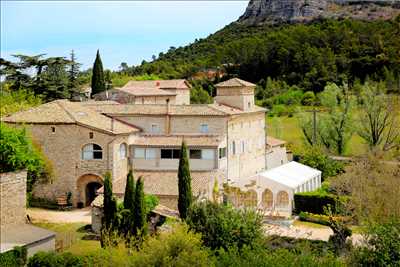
[23,124,130,206]
[0,170,27,226]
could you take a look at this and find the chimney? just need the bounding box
[165,99,171,135]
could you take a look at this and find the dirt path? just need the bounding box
[27,207,92,224]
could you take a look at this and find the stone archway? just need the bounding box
[77,174,103,207]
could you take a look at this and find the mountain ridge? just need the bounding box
[238,0,400,25]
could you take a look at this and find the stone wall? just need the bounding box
[0,170,27,226]
[14,123,131,206]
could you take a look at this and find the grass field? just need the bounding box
[266,114,369,157]
[34,222,101,255]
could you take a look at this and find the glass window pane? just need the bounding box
[93,144,102,150]
[146,148,156,159]
[161,149,172,159]
[134,148,145,158]
[83,151,92,160]
[202,149,214,160]
[190,149,201,159]
[93,151,103,159]
[172,149,181,159]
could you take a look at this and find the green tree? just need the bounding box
[67,50,82,97]
[178,141,192,220]
[122,169,135,237]
[186,201,263,250]
[357,82,399,151]
[91,50,105,95]
[102,172,117,229]
[133,176,146,237]
[318,83,354,155]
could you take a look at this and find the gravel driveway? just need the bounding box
[27,207,92,224]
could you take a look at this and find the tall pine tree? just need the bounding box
[91,49,105,95]
[133,176,146,236]
[178,141,192,220]
[67,49,81,97]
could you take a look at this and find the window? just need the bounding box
[161,149,180,159]
[232,141,236,155]
[89,132,94,139]
[241,140,245,154]
[82,144,103,160]
[119,143,127,159]
[151,124,160,134]
[146,148,157,159]
[202,149,214,160]
[51,127,56,133]
[134,148,145,158]
[200,124,209,133]
[190,149,202,159]
[219,147,226,159]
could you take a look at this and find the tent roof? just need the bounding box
[259,161,321,189]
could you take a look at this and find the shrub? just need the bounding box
[186,201,263,250]
[269,104,287,117]
[132,224,212,267]
[27,252,82,267]
[0,246,27,267]
[215,245,342,267]
[29,197,59,210]
[301,91,316,106]
[273,89,304,106]
[294,192,337,214]
[349,219,400,267]
[0,124,52,192]
[299,147,344,180]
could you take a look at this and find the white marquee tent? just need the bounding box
[228,161,322,216]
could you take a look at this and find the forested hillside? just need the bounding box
[130,17,400,93]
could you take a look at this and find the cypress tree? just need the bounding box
[123,169,135,237]
[178,141,192,220]
[133,176,146,236]
[91,49,105,95]
[103,171,117,228]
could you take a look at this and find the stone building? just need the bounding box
[3,78,287,210]
[0,171,55,256]
[92,79,191,105]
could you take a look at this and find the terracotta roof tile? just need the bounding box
[123,79,190,90]
[2,100,139,135]
[266,136,286,147]
[215,78,256,88]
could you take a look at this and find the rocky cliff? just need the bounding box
[238,0,400,25]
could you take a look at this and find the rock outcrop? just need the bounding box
[238,0,400,25]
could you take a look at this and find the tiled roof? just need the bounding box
[89,104,229,116]
[134,134,223,147]
[111,170,213,196]
[118,87,177,96]
[209,103,266,114]
[2,100,139,135]
[266,136,286,148]
[215,78,256,88]
[123,79,191,90]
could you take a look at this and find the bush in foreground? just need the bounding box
[186,201,263,250]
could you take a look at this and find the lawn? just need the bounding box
[266,114,368,157]
[33,222,101,255]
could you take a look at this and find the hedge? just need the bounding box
[0,246,27,267]
[294,192,337,215]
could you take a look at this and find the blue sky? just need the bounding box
[1,1,248,70]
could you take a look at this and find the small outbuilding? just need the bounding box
[226,161,322,217]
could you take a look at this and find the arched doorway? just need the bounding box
[77,174,103,207]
